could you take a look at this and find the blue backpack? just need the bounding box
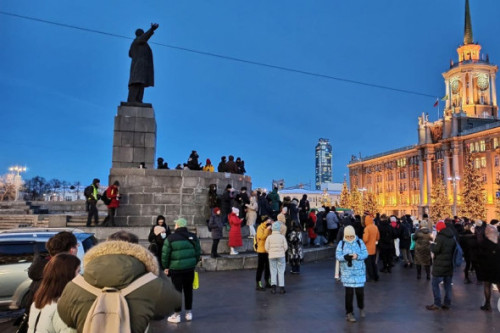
[452,236,464,269]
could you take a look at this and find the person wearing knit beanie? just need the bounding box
[336,224,368,322]
[435,221,446,233]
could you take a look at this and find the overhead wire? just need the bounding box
[0,10,437,99]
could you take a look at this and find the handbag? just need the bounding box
[193,271,199,290]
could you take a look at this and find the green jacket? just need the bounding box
[162,227,201,271]
[431,227,456,277]
[58,241,181,333]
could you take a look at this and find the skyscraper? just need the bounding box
[315,138,332,190]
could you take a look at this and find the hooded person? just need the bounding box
[336,225,369,322]
[203,158,214,172]
[265,221,288,294]
[148,215,171,267]
[58,237,182,332]
[362,215,380,282]
[208,207,224,258]
[413,220,432,280]
[162,218,201,323]
[228,207,243,255]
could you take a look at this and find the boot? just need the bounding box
[279,287,286,294]
[416,265,421,280]
[425,266,431,280]
[256,281,265,291]
[271,285,277,294]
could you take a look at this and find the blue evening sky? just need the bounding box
[1,0,500,188]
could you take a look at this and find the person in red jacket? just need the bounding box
[103,181,120,227]
[228,207,243,255]
[307,209,317,246]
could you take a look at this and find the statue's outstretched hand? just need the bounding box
[151,23,159,30]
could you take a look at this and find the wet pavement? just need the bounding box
[1,259,499,332]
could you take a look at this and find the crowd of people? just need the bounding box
[18,184,500,331]
[156,151,247,175]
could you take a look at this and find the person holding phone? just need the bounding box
[336,225,369,323]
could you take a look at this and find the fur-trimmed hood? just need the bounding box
[84,240,159,275]
[82,240,159,289]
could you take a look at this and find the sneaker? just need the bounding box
[167,313,181,323]
[360,309,366,318]
[185,312,193,321]
[346,313,357,322]
[441,305,450,310]
[425,304,440,311]
[279,287,286,294]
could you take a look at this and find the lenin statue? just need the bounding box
[127,23,159,104]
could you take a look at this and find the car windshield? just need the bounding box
[0,242,48,265]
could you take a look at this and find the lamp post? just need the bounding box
[8,165,27,201]
[358,187,367,212]
[447,175,460,216]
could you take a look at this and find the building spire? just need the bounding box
[464,0,473,45]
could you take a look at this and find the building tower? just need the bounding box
[442,0,498,119]
[315,138,332,190]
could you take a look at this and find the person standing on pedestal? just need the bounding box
[102,181,120,227]
[85,178,100,227]
[128,23,159,103]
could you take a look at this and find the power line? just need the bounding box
[0,10,437,99]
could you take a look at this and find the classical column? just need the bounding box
[468,72,474,104]
[445,80,451,109]
[452,142,460,187]
[426,155,433,205]
[491,74,497,107]
[419,155,425,206]
[462,74,467,106]
[443,148,450,196]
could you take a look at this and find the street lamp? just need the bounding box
[447,175,460,216]
[8,165,27,201]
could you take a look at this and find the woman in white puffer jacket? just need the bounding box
[28,253,80,333]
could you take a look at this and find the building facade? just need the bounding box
[315,138,333,190]
[348,1,499,220]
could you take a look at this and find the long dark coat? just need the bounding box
[431,227,456,277]
[413,227,432,266]
[476,238,500,283]
[129,28,155,87]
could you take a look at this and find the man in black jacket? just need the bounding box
[426,221,456,311]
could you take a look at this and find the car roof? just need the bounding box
[0,228,94,242]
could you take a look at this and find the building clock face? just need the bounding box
[477,74,489,91]
[451,79,460,94]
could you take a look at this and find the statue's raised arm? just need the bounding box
[127,23,159,104]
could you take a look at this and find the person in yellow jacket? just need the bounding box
[202,159,214,172]
[255,217,272,291]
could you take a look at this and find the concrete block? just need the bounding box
[216,256,245,271]
[125,216,154,226]
[48,215,68,228]
[133,148,145,163]
[141,205,166,216]
[118,106,155,118]
[113,131,121,147]
[119,132,134,147]
[181,194,195,204]
[135,118,156,133]
[114,147,134,162]
[154,193,181,205]
[181,205,203,216]
[128,193,154,205]
[182,188,195,195]
[144,148,156,164]
[200,257,217,271]
[115,205,139,217]
[110,168,146,177]
[133,132,145,146]
[242,256,258,269]
[126,175,153,187]
[118,116,136,132]
[145,133,156,148]
[163,187,182,194]
[182,177,200,188]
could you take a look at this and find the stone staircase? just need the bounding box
[0,215,49,230]
[0,201,32,215]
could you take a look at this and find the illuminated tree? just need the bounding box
[459,154,486,220]
[429,179,452,222]
[350,188,363,215]
[339,181,351,208]
[363,192,379,216]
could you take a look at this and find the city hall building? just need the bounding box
[348,2,499,219]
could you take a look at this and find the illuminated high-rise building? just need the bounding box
[315,138,332,190]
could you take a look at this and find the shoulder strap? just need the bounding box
[121,273,156,296]
[72,273,156,297]
[72,275,102,296]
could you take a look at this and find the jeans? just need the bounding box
[269,257,286,287]
[314,235,328,246]
[432,275,452,307]
[170,269,195,311]
[345,287,364,314]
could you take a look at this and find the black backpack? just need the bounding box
[84,185,93,199]
[101,190,111,205]
[402,223,411,240]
